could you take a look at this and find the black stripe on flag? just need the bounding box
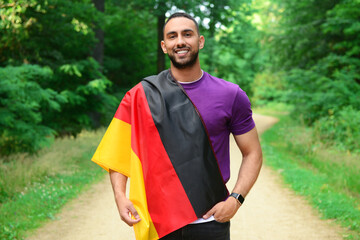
[142,70,228,217]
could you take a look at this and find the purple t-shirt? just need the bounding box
[180,71,255,183]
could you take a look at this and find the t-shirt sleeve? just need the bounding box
[229,87,255,135]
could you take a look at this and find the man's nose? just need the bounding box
[176,35,186,47]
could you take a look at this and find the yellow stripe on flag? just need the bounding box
[130,149,159,240]
[92,118,131,176]
[92,118,159,239]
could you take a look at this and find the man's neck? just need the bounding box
[170,62,203,83]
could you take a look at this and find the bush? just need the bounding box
[285,55,360,125]
[0,61,118,155]
[44,58,118,137]
[252,71,288,106]
[0,65,65,155]
[314,106,360,152]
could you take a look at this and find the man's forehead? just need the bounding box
[164,17,197,34]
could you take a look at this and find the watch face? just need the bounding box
[231,193,244,204]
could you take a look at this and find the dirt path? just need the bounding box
[26,113,344,240]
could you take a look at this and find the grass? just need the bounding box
[0,129,107,240]
[256,104,360,240]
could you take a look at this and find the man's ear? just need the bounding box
[199,35,205,50]
[161,41,167,54]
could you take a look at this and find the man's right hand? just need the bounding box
[118,196,141,226]
[109,170,141,226]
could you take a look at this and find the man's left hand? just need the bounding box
[202,197,241,222]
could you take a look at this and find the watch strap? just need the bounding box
[230,192,245,204]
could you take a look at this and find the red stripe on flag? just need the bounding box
[114,91,131,124]
[127,84,197,237]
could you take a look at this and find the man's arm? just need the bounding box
[203,127,263,222]
[109,170,141,226]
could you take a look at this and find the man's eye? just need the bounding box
[169,35,176,39]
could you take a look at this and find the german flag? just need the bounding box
[92,70,228,240]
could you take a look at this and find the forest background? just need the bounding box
[0,0,359,239]
[1,0,359,154]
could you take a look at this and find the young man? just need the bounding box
[92,12,262,240]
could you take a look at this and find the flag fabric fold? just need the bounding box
[92,70,228,239]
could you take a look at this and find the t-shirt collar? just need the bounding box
[177,70,204,84]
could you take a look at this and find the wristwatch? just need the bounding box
[229,192,245,204]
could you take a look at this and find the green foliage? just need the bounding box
[0,0,99,67]
[283,54,360,151]
[266,0,339,70]
[263,0,360,72]
[103,3,157,88]
[252,71,287,105]
[45,58,118,137]
[286,57,360,123]
[0,65,64,155]
[314,106,360,152]
[0,1,118,154]
[206,1,261,95]
[322,0,360,58]
[0,59,117,155]
[254,0,360,152]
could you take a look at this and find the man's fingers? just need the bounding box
[120,204,141,226]
[129,205,141,220]
[123,218,141,226]
[202,205,217,219]
[128,216,141,226]
[121,212,141,226]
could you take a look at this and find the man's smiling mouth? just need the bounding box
[175,49,189,56]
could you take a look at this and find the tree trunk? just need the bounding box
[207,7,216,73]
[157,13,166,73]
[91,0,105,128]
[92,0,104,68]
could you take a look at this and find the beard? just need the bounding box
[168,49,199,69]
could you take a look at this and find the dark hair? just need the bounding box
[163,12,200,36]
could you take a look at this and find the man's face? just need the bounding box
[161,17,204,69]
